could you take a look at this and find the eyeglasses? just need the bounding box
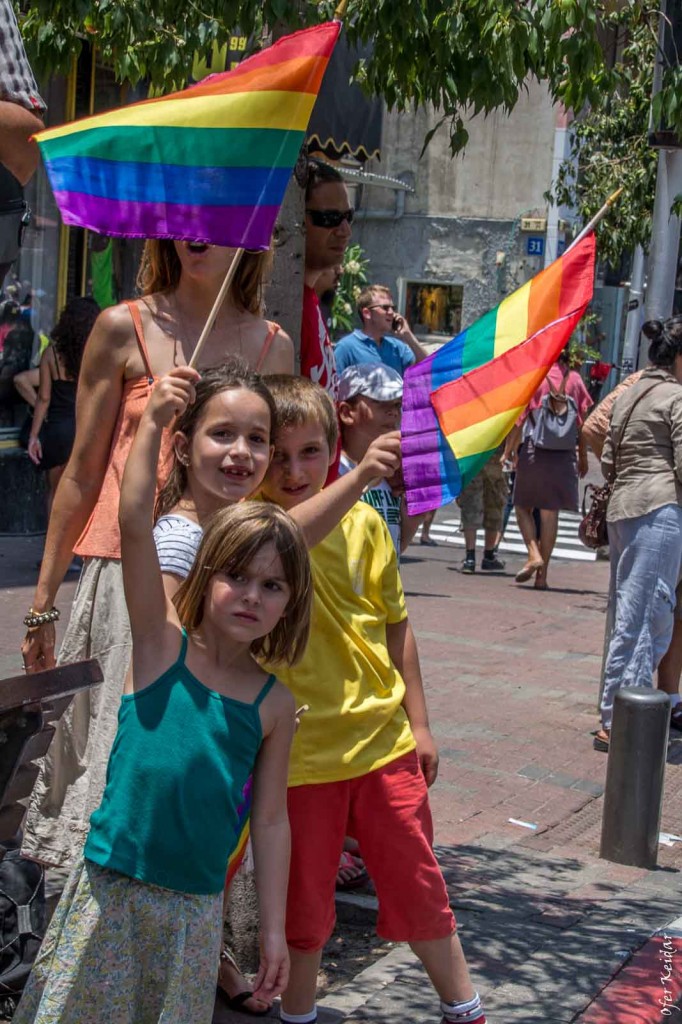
[305,208,355,228]
[368,303,396,312]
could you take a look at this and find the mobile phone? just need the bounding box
[392,315,402,332]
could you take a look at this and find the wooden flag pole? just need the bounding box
[566,187,623,253]
[188,247,245,368]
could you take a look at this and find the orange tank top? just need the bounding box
[74,302,173,561]
[255,321,280,372]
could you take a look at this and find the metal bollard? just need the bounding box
[600,688,670,869]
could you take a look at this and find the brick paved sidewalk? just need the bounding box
[3,524,681,1024]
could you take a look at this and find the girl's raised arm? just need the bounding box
[119,368,198,646]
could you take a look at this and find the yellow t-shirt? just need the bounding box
[273,501,416,787]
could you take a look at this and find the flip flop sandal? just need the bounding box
[593,731,609,752]
[219,991,271,1017]
[335,850,369,891]
[515,560,543,583]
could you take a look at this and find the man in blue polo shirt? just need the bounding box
[334,284,428,377]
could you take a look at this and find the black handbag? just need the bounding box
[0,845,46,1020]
[578,380,663,550]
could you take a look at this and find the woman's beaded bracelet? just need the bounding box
[23,607,60,629]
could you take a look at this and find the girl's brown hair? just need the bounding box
[136,240,273,315]
[174,502,312,665]
[154,359,277,522]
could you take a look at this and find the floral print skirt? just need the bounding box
[14,857,222,1024]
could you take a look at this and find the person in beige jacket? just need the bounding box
[581,370,644,460]
[596,316,682,750]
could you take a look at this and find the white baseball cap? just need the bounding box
[337,362,404,402]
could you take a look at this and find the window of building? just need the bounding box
[404,282,463,341]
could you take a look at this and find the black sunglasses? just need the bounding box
[305,208,355,228]
[368,303,396,312]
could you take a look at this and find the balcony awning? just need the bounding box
[307,37,382,163]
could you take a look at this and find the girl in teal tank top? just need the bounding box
[15,368,313,1024]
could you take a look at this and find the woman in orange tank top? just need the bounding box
[19,242,293,868]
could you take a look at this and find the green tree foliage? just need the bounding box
[13,0,637,154]
[17,0,682,263]
[330,243,369,333]
[549,2,681,266]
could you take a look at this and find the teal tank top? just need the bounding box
[85,630,276,895]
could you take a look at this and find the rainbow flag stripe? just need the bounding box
[402,233,596,514]
[36,22,340,248]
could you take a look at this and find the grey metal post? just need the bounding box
[641,149,682,350]
[600,688,670,869]
[620,245,646,378]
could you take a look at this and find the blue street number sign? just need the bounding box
[527,236,545,257]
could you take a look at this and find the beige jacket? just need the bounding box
[581,371,643,458]
[602,367,682,522]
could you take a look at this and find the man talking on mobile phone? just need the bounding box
[334,284,428,378]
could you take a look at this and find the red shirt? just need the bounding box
[301,285,338,397]
[301,285,340,481]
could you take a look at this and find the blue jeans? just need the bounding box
[601,504,682,729]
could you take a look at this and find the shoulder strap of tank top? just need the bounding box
[49,346,62,381]
[177,627,189,666]
[253,673,277,706]
[125,299,154,381]
[254,321,281,373]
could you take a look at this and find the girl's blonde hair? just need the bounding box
[136,240,273,315]
[173,502,312,666]
[154,359,276,522]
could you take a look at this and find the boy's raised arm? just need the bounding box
[290,431,401,548]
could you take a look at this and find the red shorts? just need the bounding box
[286,751,456,951]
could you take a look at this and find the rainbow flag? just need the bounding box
[35,22,340,248]
[226,774,253,888]
[402,233,596,514]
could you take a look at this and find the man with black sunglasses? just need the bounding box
[334,284,428,378]
[301,159,353,398]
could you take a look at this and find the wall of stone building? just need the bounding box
[349,80,558,332]
[351,212,541,330]
[363,79,557,220]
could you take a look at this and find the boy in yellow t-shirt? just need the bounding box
[262,376,485,1024]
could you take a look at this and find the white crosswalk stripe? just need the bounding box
[417,510,597,562]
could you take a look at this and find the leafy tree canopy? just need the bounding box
[14,0,640,153]
[17,0,682,261]
[549,0,681,267]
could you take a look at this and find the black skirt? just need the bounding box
[512,439,579,512]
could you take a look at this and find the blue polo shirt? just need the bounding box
[333,329,415,378]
